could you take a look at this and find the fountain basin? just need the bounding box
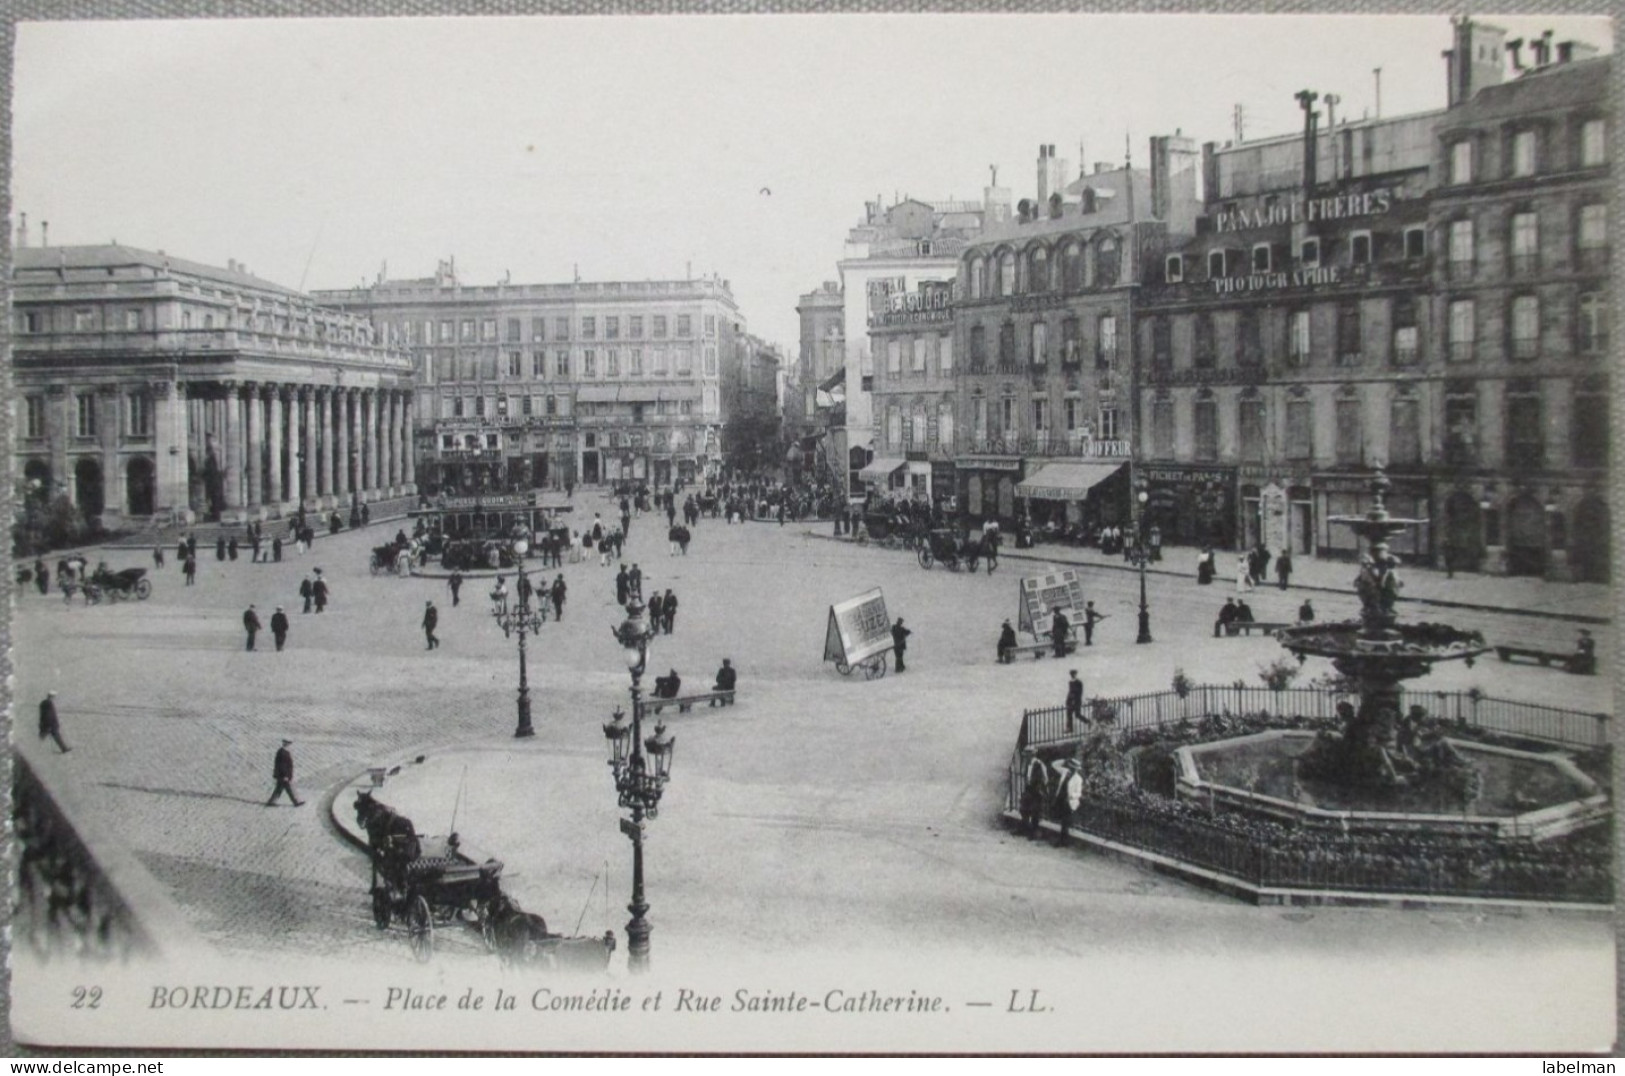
[1174,730,1608,841]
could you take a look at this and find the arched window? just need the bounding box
[1062,242,1085,291]
[998,251,1017,297]
[1096,237,1120,286]
[969,257,986,299]
[1028,246,1050,293]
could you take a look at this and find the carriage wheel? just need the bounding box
[407,895,433,962]
[946,556,962,572]
[834,658,853,676]
[861,653,888,680]
[135,579,152,599]
[369,556,383,576]
[371,889,391,930]
[916,547,934,569]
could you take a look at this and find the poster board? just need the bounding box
[1017,569,1086,638]
[824,587,893,666]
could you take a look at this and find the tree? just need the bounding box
[722,412,783,476]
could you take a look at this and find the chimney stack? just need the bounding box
[41,220,49,247]
[1506,38,1525,70]
[1295,89,1320,192]
[16,212,26,249]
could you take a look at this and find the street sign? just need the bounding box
[619,818,645,839]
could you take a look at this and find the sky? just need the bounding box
[13,13,1614,353]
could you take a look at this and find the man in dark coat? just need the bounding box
[243,604,262,651]
[272,536,283,562]
[1215,598,1240,636]
[312,571,329,613]
[449,569,463,607]
[1082,601,1104,646]
[711,658,737,706]
[661,589,678,634]
[228,537,240,561]
[266,739,303,806]
[616,566,630,606]
[216,536,227,561]
[891,617,911,673]
[629,564,643,600]
[1065,669,1085,727]
[1298,598,1316,624]
[550,575,566,621]
[270,606,290,651]
[38,691,69,753]
[647,591,666,633]
[423,601,439,650]
[299,574,314,613]
[1050,609,1072,658]
[35,560,50,596]
[997,619,1018,663]
[653,669,681,699]
[1276,548,1293,590]
[183,555,197,586]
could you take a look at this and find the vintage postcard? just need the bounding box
[6,9,1618,1054]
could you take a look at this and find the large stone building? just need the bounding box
[863,277,959,506]
[952,138,1202,529]
[12,243,415,527]
[1132,17,1611,580]
[788,281,845,478]
[314,266,745,492]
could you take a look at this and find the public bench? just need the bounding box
[1495,646,1594,675]
[999,631,1080,662]
[1221,621,1292,637]
[645,689,737,714]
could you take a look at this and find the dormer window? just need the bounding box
[1250,243,1272,273]
[1300,238,1321,269]
[1164,255,1184,283]
[1349,232,1372,265]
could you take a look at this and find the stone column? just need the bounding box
[152,381,189,519]
[222,383,244,514]
[245,383,263,510]
[99,387,122,522]
[363,390,379,495]
[266,387,283,507]
[403,391,417,491]
[335,389,351,499]
[318,388,335,504]
[285,387,302,507]
[379,390,394,496]
[302,387,318,509]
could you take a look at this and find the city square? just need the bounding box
[8,11,1617,1055]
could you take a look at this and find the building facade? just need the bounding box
[13,244,415,527]
[863,279,959,507]
[789,281,845,480]
[1132,18,1611,582]
[314,268,744,493]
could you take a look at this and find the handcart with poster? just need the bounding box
[823,587,893,679]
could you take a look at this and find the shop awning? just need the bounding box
[857,456,907,482]
[1015,461,1128,501]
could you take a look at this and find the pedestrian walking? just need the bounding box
[1276,548,1293,590]
[250,534,262,563]
[312,570,329,613]
[265,739,304,807]
[616,566,630,606]
[38,691,69,753]
[1019,756,1048,838]
[1065,669,1085,728]
[1442,540,1458,580]
[183,555,197,585]
[550,575,566,621]
[648,591,666,634]
[1148,524,1163,563]
[1052,760,1083,845]
[668,523,682,557]
[216,536,227,561]
[153,543,165,570]
[997,619,1017,663]
[629,564,643,600]
[891,616,911,673]
[449,569,463,607]
[1236,553,1254,593]
[187,533,199,560]
[177,538,189,565]
[270,606,290,651]
[423,601,439,650]
[661,589,678,634]
[272,536,283,563]
[35,560,50,596]
[361,503,370,527]
[1082,601,1104,646]
[300,574,314,613]
[243,604,262,651]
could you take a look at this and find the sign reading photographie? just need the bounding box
[1016,569,1085,638]
[824,587,893,667]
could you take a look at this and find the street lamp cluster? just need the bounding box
[604,598,677,973]
[1130,480,1154,645]
[489,538,545,738]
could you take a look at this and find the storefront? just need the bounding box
[1139,464,1237,549]
[1014,460,1130,532]
[857,455,908,494]
[956,455,1024,526]
[1314,470,1431,561]
[1239,468,1314,556]
[931,461,958,512]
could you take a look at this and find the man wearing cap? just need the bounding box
[997,619,1018,664]
[1065,669,1085,728]
[710,658,737,706]
[38,692,69,753]
[423,600,440,650]
[299,574,314,614]
[891,617,911,673]
[1082,601,1104,646]
[267,739,303,806]
[270,606,290,652]
[243,604,262,651]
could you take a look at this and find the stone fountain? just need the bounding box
[1275,466,1491,798]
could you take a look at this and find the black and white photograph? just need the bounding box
[6,8,1618,1055]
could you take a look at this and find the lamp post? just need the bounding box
[604,600,676,974]
[1132,483,1153,645]
[489,538,542,738]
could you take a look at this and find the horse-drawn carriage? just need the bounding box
[369,541,413,576]
[354,790,616,968]
[916,529,996,574]
[71,566,153,604]
[440,538,520,572]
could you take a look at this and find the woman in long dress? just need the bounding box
[1236,553,1254,593]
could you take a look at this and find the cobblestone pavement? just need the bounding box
[13,494,1613,976]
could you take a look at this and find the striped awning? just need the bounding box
[857,457,907,482]
[1015,461,1128,501]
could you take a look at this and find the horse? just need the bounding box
[485,891,555,967]
[353,790,422,877]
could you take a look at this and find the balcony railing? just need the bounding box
[1510,336,1540,361]
[13,328,409,367]
[963,437,1132,459]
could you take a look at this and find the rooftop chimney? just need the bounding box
[1507,37,1525,70]
[41,220,48,247]
[1445,17,1508,106]
[15,212,26,249]
[1295,89,1320,192]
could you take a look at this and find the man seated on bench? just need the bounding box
[997,620,1018,664]
[1573,629,1598,675]
[1235,600,1255,625]
[710,658,737,705]
[653,668,682,699]
[1214,598,1239,637]
[1050,609,1074,658]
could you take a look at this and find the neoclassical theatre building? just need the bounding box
[12,244,416,527]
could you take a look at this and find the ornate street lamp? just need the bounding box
[604,598,675,974]
[1131,483,1154,645]
[489,538,543,738]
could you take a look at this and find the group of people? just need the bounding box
[241,603,293,652]
[650,658,737,703]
